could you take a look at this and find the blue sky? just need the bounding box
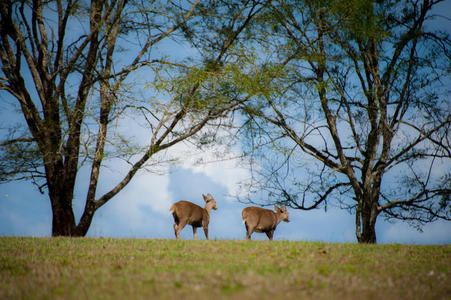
[1,160,450,244]
[1,1,451,244]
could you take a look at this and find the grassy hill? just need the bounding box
[0,237,449,299]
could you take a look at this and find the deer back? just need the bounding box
[170,201,206,225]
[242,206,278,232]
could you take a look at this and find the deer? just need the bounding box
[169,193,217,240]
[242,205,289,240]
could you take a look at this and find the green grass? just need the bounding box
[0,237,449,299]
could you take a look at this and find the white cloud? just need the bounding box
[115,171,172,215]
[159,134,252,201]
[185,153,250,200]
[86,171,175,238]
[95,171,172,234]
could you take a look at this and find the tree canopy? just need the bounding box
[237,0,451,243]
[0,0,266,236]
[1,0,449,242]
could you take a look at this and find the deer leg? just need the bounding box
[246,225,254,240]
[175,220,187,240]
[266,230,274,241]
[173,223,179,239]
[203,226,209,240]
[192,226,197,240]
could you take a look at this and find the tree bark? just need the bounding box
[356,198,378,244]
[75,201,96,237]
[357,218,377,244]
[49,189,77,236]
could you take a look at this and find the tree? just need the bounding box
[239,0,451,243]
[0,0,264,236]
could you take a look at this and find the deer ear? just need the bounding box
[274,205,280,212]
[281,204,286,211]
[203,194,208,201]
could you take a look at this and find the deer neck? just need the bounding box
[275,212,283,225]
[204,203,214,214]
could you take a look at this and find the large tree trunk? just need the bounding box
[50,193,77,236]
[47,163,78,236]
[47,162,96,236]
[357,219,377,244]
[355,198,379,244]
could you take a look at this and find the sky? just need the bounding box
[1,1,451,244]
[1,147,450,244]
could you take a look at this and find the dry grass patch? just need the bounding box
[0,237,449,299]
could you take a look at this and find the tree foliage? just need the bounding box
[238,0,451,243]
[0,0,265,236]
[1,0,449,242]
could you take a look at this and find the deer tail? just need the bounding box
[242,209,247,224]
[169,204,176,214]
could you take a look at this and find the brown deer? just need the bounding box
[170,193,217,240]
[242,205,289,240]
